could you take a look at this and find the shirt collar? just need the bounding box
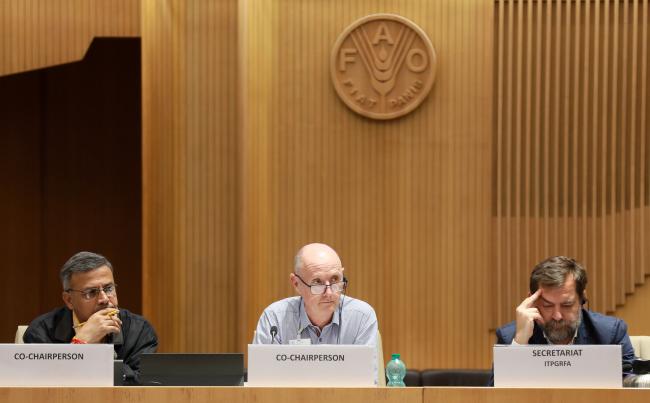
[299,297,341,331]
[72,310,81,328]
[54,309,75,342]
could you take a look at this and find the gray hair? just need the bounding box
[294,247,304,274]
[60,251,114,290]
[529,256,588,303]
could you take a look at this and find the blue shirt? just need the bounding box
[253,295,378,346]
[253,295,380,384]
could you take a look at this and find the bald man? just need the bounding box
[253,243,378,346]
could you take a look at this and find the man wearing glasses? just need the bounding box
[253,243,378,347]
[23,251,158,384]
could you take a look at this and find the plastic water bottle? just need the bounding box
[385,353,406,387]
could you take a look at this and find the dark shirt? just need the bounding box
[23,307,158,384]
[489,309,635,386]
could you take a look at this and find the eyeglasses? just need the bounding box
[66,284,117,300]
[295,274,346,295]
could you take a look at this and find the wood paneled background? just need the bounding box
[493,0,650,328]
[141,0,240,352]
[143,0,493,368]
[0,0,139,76]
[3,0,650,369]
[0,38,142,343]
[236,0,494,369]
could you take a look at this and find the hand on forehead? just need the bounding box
[535,279,578,305]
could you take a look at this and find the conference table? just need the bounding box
[1,387,650,403]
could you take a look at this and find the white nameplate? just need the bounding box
[247,344,375,387]
[0,344,114,386]
[494,344,622,388]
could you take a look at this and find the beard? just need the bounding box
[543,310,581,344]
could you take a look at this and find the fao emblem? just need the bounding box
[331,14,437,120]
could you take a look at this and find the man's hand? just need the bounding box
[513,289,543,344]
[74,308,122,343]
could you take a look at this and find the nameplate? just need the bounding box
[494,344,622,387]
[0,344,114,386]
[247,344,375,386]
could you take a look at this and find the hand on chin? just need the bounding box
[93,304,116,314]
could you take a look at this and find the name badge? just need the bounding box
[289,338,311,345]
[0,344,114,386]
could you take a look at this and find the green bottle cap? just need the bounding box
[391,353,400,360]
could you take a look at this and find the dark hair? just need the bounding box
[529,256,588,303]
[60,251,114,290]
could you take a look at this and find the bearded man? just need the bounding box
[490,256,634,384]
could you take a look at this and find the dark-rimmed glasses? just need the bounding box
[295,275,345,295]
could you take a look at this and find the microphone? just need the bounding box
[270,326,278,344]
[337,277,348,345]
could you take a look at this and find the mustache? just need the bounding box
[543,318,580,343]
[546,319,568,328]
[95,303,118,312]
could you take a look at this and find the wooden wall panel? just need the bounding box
[0,38,142,342]
[143,0,495,368]
[0,0,142,344]
[494,0,650,328]
[142,0,240,353]
[0,73,43,342]
[39,39,143,318]
[0,0,139,76]
[239,0,494,369]
[616,276,650,335]
[6,0,647,370]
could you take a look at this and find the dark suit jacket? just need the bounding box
[489,309,635,386]
[23,307,158,384]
